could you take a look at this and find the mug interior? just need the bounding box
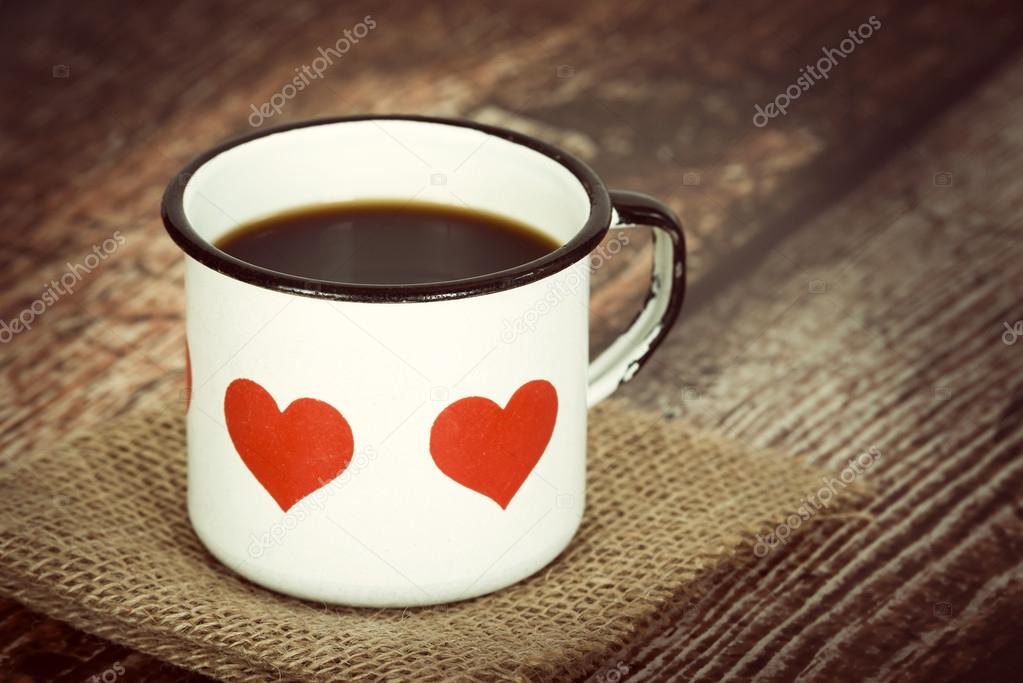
[164,117,610,301]
[184,119,590,247]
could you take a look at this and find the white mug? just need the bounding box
[163,115,686,607]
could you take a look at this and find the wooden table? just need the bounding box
[2,1,1021,680]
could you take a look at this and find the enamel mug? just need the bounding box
[162,115,686,607]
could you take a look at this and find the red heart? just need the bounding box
[224,378,354,512]
[430,380,558,509]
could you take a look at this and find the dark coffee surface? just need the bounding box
[214,201,559,285]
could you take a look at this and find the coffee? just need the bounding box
[214,200,559,285]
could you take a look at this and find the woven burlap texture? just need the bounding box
[0,401,862,682]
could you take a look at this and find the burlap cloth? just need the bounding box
[0,401,865,682]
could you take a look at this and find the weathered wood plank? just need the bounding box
[614,51,1023,683]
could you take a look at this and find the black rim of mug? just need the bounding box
[161,114,612,303]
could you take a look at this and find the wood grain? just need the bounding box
[1,0,1022,680]
[614,50,1023,683]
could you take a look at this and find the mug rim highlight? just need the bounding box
[161,114,612,303]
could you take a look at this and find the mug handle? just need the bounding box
[587,190,687,406]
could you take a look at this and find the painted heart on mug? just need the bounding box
[224,378,354,512]
[430,379,558,509]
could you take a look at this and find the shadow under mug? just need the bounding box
[162,115,686,607]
